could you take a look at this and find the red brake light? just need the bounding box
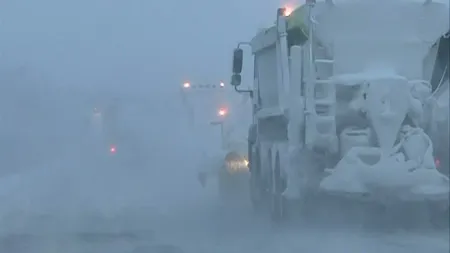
[435,157,441,168]
[218,108,227,116]
[110,145,116,153]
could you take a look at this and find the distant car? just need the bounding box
[198,151,249,202]
[218,151,250,201]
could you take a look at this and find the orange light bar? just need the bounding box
[283,5,294,16]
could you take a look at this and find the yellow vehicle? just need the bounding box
[218,151,249,200]
[198,144,250,202]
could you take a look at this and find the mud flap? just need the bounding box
[270,154,288,222]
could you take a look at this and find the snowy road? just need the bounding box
[0,159,448,253]
[144,193,449,253]
[0,187,448,252]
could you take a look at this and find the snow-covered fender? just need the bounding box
[320,126,449,202]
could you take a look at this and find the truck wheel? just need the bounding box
[270,153,287,221]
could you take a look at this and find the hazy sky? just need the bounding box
[0,0,303,94]
[0,0,301,174]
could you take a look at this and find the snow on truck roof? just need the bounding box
[257,0,450,45]
[299,0,448,6]
[281,0,449,35]
[251,0,448,52]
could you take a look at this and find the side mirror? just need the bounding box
[232,48,243,74]
[230,73,241,86]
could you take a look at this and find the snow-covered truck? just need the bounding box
[229,0,449,222]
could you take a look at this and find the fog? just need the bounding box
[0,0,291,87]
[0,0,448,252]
[0,0,289,171]
[0,0,297,251]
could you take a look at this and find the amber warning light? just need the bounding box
[283,5,294,16]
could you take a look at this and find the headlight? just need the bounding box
[226,159,249,173]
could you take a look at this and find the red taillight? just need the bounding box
[435,157,441,168]
[110,145,116,153]
[218,107,227,116]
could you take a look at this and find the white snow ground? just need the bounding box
[0,155,447,253]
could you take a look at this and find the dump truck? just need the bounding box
[229,0,449,225]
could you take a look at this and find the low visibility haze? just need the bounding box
[1,0,290,88]
[0,0,302,251]
[0,0,448,252]
[0,0,291,172]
